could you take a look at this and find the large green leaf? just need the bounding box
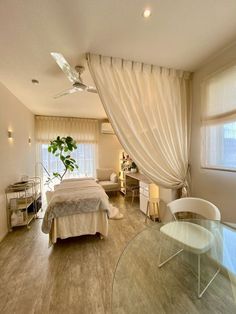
[48,135,79,181]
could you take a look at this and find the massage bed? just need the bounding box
[42,178,119,245]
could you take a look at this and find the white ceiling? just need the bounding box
[1,0,236,119]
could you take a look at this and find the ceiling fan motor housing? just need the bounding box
[51,53,97,97]
[73,81,87,90]
[75,65,85,74]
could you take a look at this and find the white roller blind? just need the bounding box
[202,65,236,124]
[202,64,236,170]
[35,116,99,144]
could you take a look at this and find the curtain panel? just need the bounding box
[35,116,99,144]
[87,54,191,191]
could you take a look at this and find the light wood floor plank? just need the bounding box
[1,195,234,314]
[0,195,148,314]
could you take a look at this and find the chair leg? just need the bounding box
[197,254,220,298]
[157,202,161,222]
[145,201,149,223]
[131,190,135,205]
[158,247,183,268]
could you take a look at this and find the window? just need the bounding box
[35,116,99,188]
[41,143,97,185]
[202,65,236,170]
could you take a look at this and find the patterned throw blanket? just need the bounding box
[42,179,111,234]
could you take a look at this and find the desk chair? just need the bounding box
[158,197,221,298]
[125,185,139,205]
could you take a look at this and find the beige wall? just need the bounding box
[98,122,122,173]
[0,82,35,241]
[190,42,236,222]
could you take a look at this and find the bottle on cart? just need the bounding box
[11,211,18,226]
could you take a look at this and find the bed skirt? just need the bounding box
[49,211,108,245]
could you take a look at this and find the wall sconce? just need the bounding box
[28,137,31,144]
[8,130,13,139]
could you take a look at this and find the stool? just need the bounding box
[145,198,160,223]
[125,185,139,205]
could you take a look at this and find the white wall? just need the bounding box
[191,42,236,222]
[98,122,122,173]
[0,82,35,241]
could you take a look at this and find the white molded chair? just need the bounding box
[159,197,221,298]
[167,197,221,221]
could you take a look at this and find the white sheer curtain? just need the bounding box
[35,116,99,183]
[88,54,191,192]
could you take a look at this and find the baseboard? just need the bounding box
[0,230,8,243]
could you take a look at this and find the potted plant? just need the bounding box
[48,136,79,182]
[130,161,138,173]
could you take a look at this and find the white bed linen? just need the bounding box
[49,211,108,245]
[44,178,121,246]
[42,179,119,234]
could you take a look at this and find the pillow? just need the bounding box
[96,168,114,181]
[110,172,118,183]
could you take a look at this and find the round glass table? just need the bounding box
[112,219,236,314]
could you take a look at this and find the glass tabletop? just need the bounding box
[112,219,236,314]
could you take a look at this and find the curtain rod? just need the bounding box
[35,114,102,121]
[86,52,193,76]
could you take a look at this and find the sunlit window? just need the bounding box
[202,65,236,170]
[41,143,96,185]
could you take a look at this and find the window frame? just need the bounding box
[40,142,97,181]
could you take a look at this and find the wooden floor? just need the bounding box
[0,195,235,314]
[0,195,149,314]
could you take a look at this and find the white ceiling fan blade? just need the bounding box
[86,86,98,94]
[54,87,79,99]
[51,52,79,83]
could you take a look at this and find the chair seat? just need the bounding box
[126,185,139,191]
[160,221,214,254]
[99,181,120,191]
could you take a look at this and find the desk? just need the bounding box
[120,172,152,194]
[112,220,236,313]
[125,172,152,184]
[125,172,159,218]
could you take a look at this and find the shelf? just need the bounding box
[11,213,35,227]
[17,201,34,210]
[6,176,42,231]
[9,197,35,211]
[6,183,32,193]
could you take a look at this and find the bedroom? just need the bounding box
[0,0,236,313]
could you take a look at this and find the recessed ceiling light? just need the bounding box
[31,79,39,85]
[143,8,151,18]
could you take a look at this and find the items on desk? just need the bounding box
[121,153,138,172]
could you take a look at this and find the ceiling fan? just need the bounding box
[51,52,97,98]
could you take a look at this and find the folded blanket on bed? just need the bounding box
[42,180,112,234]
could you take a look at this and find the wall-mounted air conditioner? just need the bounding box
[101,122,115,134]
